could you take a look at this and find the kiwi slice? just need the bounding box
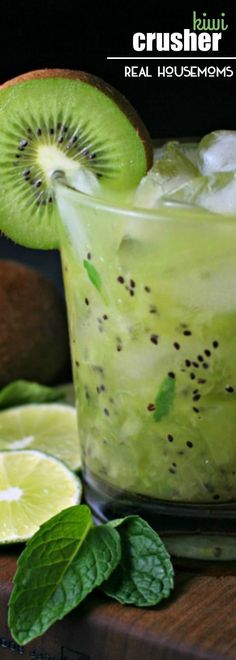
[0,69,152,249]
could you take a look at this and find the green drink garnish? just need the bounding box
[153,375,176,422]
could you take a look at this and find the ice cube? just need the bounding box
[65,166,100,195]
[198,130,236,175]
[165,171,236,214]
[134,169,164,208]
[135,141,198,209]
[179,142,199,168]
[156,141,198,178]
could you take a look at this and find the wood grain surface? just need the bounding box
[0,548,236,660]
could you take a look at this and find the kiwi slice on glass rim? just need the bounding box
[0,69,152,249]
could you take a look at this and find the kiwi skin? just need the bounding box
[1,69,153,172]
[0,260,71,387]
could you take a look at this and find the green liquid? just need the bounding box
[57,183,236,505]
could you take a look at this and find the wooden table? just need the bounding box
[0,549,236,660]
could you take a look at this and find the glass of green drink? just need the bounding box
[55,168,236,562]
[0,69,235,561]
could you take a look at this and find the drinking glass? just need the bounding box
[55,177,236,561]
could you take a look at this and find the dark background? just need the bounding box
[0,0,235,281]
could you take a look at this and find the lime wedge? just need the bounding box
[0,404,80,471]
[0,449,82,543]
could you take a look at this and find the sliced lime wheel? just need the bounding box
[0,449,81,543]
[0,404,80,471]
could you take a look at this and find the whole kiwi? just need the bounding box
[0,259,71,387]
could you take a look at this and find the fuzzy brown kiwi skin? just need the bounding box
[0,260,71,387]
[1,68,153,172]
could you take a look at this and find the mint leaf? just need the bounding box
[83,260,102,291]
[153,376,175,422]
[102,516,174,607]
[0,380,65,410]
[8,505,121,645]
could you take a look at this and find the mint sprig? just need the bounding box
[102,516,174,606]
[8,505,121,645]
[8,505,174,646]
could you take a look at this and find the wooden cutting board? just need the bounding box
[0,548,236,660]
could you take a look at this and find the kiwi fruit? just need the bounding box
[0,260,70,386]
[0,69,153,248]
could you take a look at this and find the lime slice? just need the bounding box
[0,404,80,471]
[0,449,81,543]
